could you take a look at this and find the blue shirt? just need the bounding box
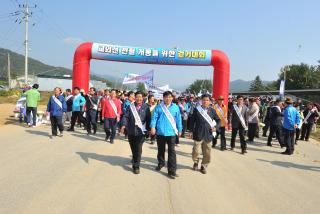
[47,95,67,116]
[150,102,183,136]
[283,105,300,131]
[72,94,86,112]
[122,99,132,115]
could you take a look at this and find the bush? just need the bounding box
[0,89,22,97]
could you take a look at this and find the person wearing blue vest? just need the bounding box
[282,97,300,155]
[47,87,67,137]
[150,91,183,179]
[67,87,87,131]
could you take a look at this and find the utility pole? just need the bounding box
[7,53,11,89]
[16,1,37,84]
[24,2,29,84]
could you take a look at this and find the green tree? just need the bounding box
[249,75,264,91]
[136,82,146,92]
[266,62,320,102]
[273,63,320,90]
[187,79,212,94]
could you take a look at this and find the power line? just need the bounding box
[6,0,39,84]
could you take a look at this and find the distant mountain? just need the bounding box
[0,47,106,82]
[230,79,272,92]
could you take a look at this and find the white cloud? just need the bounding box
[63,37,83,45]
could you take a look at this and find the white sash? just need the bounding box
[108,98,118,115]
[215,104,228,124]
[303,108,317,124]
[65,95,73,101]
[160,102,178,136]
[52,96,62,109]
[150,104,156,112]
[197,105,217,128]
[130,103,146,132]
[248,109,259,123]
[233,104,248,130]
[88,95,98,110]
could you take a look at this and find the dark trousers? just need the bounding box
[26,107,37,125]
[157,135,177,173]
[50,116,64,135]
[248,123,257,142]
[263,121,270,136]
[231,127,246,150]
[255,123,260,138]
[181,118,187,137]
[86,109,97,133]
[175,135,179,144]
[283,128,295,154]
[212,127,226,149]
[70,111,87,129]
[295,128,300,143]
[128,135,145,169]
[267,125,284,146]
[300,123,313,141]
[104,118,117,140]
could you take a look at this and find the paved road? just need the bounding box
[0,121,320,214]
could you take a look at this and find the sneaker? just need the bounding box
[59,132,63,137]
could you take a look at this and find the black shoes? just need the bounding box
[110,139,114,144]
[241,149,247,154]
[105,135,110,142]
[168,172,179,179]
[155,165,163,171]
[193,163,198,171]
[281,150,292,155]
[67,128,74,132]
[200,166,207,174]
[133,168,140,174]
[267,143,272,147]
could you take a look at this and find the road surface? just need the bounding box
[0,120,320,214]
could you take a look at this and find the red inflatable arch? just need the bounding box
[72,42,230,100]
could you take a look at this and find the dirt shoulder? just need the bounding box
[0,103,47,127]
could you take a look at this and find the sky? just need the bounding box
[0,0,319,89]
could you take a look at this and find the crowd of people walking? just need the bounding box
[21,84,319,178]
